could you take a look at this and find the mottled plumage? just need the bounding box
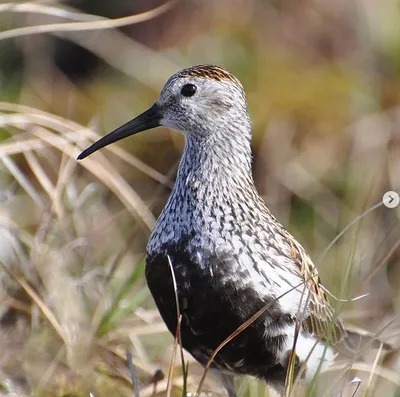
[78,65,387,395]
[178,64,243,86]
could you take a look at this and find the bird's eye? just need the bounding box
[181,83,197,97]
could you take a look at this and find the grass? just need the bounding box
[0,1,400,396]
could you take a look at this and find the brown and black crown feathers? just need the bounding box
[178,65,243,88]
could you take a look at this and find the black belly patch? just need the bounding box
[145,241,294,382]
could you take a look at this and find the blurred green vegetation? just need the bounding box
[0,1,399,396]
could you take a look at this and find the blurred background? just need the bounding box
[0,0,399,396]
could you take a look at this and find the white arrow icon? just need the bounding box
[382,191,400,209]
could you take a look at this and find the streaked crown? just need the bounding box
[177,65,244,88]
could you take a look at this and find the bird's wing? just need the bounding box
[279,229,346,344]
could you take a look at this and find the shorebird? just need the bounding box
[78,65,388,395]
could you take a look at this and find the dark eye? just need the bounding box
[181,83,197,97]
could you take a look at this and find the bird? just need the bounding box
[78,65,389,395]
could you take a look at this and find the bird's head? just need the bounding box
[78,65,250,160]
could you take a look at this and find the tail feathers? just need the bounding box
[337,324,393,358]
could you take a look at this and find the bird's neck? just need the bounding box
[176,133,253,190]
[147,122,261,253]
[153,134,255,237]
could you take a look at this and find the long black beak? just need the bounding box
[77,103,162,160]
